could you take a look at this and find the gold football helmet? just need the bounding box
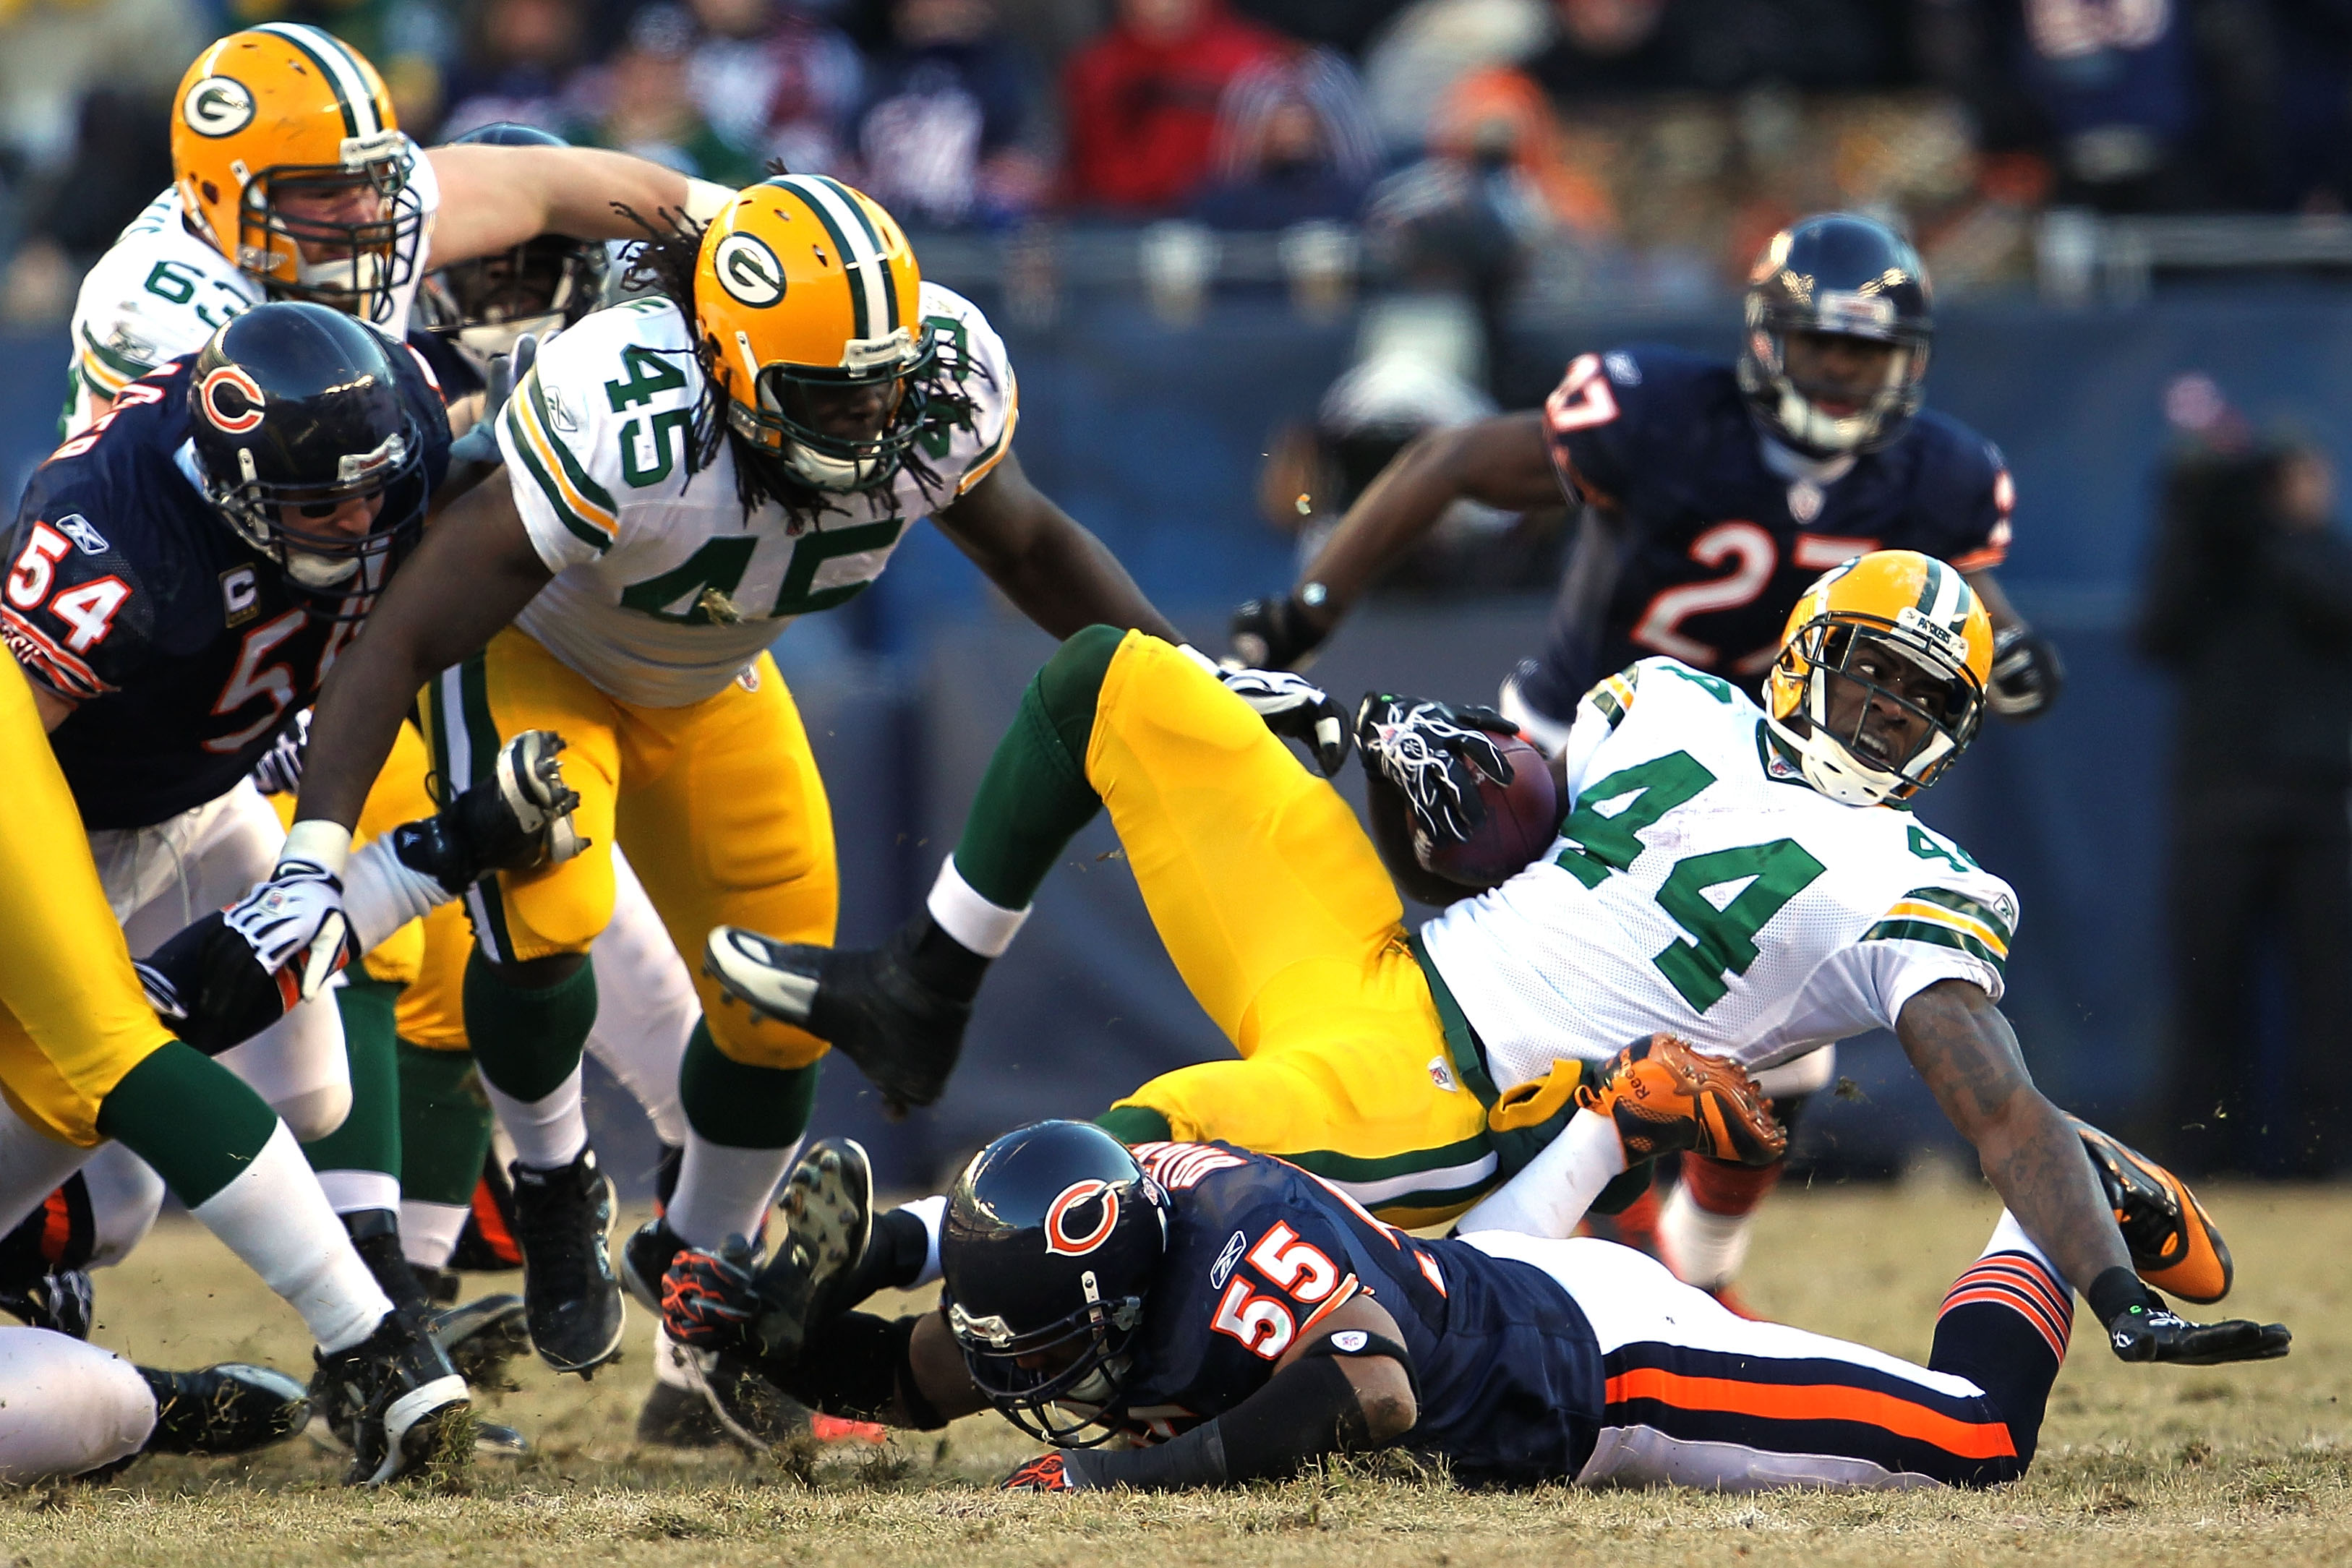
[171,24,419,323]
[692,175,933,492]
[1764,549,1992,806]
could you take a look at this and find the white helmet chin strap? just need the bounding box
[1767,714,1899,807]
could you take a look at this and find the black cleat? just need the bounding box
[508,1147,627,1376]
[683,1348,812,1454]
[343,1209,434,1324]
[750,1139,873,1361]
[0,1266,93,1340]
[619,1216,690,1314]
[704,927,969,1113]
[392,729,584,896]
[310,1312,470,1486]
[427,1293,532,1389]
[140,1363,312,1456]
[636,1378,733,1449]
[412,1264,461,1307]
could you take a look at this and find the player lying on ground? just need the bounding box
[659,1118,2286,1491]
[0,1332,312,1485]
[706,550,2241,1342]
[1227,213,2066,1298]
[251,174,1341,1383]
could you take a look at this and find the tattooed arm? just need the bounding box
[1895,979,2131,1293]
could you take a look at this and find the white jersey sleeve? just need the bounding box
[1556,666,1642,805]
[495,303,641,577]
[1829,825,2017,1017]
[907,280,1019,502]
[64,192,260,432]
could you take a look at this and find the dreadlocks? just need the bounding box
[609,196,989,529]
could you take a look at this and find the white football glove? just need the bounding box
[223,861,349,1003]
[1189,649,1351,776]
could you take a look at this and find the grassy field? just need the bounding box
[5,1176,2347,1567]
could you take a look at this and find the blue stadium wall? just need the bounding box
[8,291,2346,1192]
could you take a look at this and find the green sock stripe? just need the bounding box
[679,1019,818,1149]
[950,625,1122,910]
[95,1042,279,1209]
[397,1041,494,1206]
[462,952,597,1102]
[300,980,403,1180]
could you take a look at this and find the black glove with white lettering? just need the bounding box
[2092,1268,2289,1366]
[1217,663,1351,776]
[1356,693,1518,848]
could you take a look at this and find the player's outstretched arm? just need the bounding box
[1231,411,1561,669]
[1898,980,2137,1290]
[1898,980,2289,1364]
[933,448,1184,643]
[294,468,554,835]
[1009,1295,1417,1491]
[422,145,724,271]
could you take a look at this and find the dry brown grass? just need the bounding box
[6,1177,2347,1567]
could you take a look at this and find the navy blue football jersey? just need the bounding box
[1111,1142,1604,1486]
[1518,346,2012,719]
[3,351,450,830]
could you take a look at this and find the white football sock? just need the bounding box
[314,1169,401,1217]
[342,837,455,956]
[191,1121,392,1352]
[1457,1109,1628,1239]
[401,1200,470,1269]
[900,1194,948,1289]
[666,1133,800,1251]
[484,1065,589,1171]
[1983,1209,2063,1276]
[1656,1180,1753,1288]
[928,858,1028,957]
[0,1330,156,1483]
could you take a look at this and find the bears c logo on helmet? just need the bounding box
[181,75,255,139]
[1043,1179,1119,1257]
[198,365,267,435]
[714,233,787,309]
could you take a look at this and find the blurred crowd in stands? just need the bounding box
[7,0,2352,324]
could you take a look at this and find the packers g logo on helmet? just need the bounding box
[170,25,418,324]
[181,75,255,138]
[692,176,933,493]
[1763,549,1991,807]
[712,233,787,309]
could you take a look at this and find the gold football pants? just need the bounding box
[1092,633,1496,1226]
[424,627,837,1068]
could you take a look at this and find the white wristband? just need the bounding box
[684,179,737,224]
[279,820,353,878]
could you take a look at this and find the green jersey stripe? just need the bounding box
[503,399,610,553]
[523,369,617,515]
[1864,917,2007,975]
[1898,885,2014,941]
[78,325,155,382]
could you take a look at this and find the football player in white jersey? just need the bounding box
[252,176,1337,1386]
[710,550,2267,1370]
[63,22,723,437]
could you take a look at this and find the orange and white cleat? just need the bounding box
[2072,1118,2233,1304]
[1576,1034,1788,1168]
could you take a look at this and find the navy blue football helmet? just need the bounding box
[187,301,425,616]
[415,123,609,377]
[1737,213,1933,458]
[941,1121,1171,1445]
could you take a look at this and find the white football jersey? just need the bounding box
[62,145,442,436]
[496,280,1017,706]
[1418,657,2017,1092]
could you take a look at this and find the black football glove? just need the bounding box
[1215,661,1351,776]
[1356,693,1519,849]
[1228,591,1329,671]
[1987,627,2064,720]
[659,1235,763,1354]
[2093,1267,2290,1366]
